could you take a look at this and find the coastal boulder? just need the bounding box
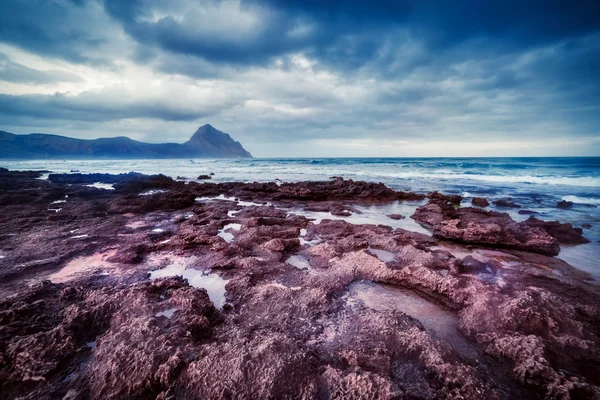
[427,191,462,204]
[471,197,489,207]
[387,214,405,220]
[557,200,573,209]
[273,179,399,201]
[524,216,590,244]
[412,199,560,255]
[492,199,521,208]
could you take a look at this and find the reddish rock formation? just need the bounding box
[412,199,560,255]
[427,191,462,204]
[493,199,521,208]
[472,197,490,207]
[107,191,197,214]
[387,214,405,220]
[1,169,599,399]
[274,177,400,201]
[524,216,590,244]
[397,191,426,201]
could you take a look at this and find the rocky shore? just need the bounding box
[0,168,598,399]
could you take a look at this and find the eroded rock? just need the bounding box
[412,199,560,255]
[472,197,490,207]
[1,169,599,400]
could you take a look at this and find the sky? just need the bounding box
[0,0,599,157]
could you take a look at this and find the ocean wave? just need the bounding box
[227,166,600,188]
[561,195,600,205]
[3,158,599,189]
[348,171,600,188]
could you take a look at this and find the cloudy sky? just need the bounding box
[1,0,599,157]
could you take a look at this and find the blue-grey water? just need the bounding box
[3,157,599,276]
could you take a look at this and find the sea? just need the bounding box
[3,157,599,277]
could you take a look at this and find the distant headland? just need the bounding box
[0,124,252,159]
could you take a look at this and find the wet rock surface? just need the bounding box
[387,213,405,220]
[524,217,590,245]
[557,200,574,209]
[471,197,490,207]
[493,199,521,208]
[412,198,561,255]
[0,170,598,399]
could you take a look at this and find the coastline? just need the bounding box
[1,169,599,399]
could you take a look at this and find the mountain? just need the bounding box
[0,124,252,159]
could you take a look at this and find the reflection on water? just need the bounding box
[558,242,600,280]
[286,254,311,270]
[49,250,117,283]
[155,308,178,319]
[196,194,272,207]
[148,256,229,308]
[367,247,395,262]
[299,228,322,246]
[288,200,431,235]
[345,281,478,359]
[84,182,115,190]
[140,189,168,196]
[217,223,241,243]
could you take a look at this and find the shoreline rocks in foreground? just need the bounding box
[0,170,598,400]
[411,194,588,256]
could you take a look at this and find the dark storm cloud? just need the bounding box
[102,0,312,65]
[0,0,94,63]
[0,0,126,67]
[100,0,600,72]
[251,0,600,46]
[0,0,598,155]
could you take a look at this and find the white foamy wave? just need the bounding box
[3,158,599,189]
[347,170,600,188]
[561,195,600,205]
[85,182,115,190]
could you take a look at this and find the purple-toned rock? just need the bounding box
[518,209,538,215]
[397,191,426,201]
[330,207,352,216]
[49,172,148,184]
[2,168,600,399]
[471,197,490,207]
[386,214,405,220]
[197,174,212,180]
[412,200,560,255]
[274,178,399,201]
[113,175,178,193]
[427,191,462,204]
[492,199,521,208]
[524,216,590,244]
[557,200,573,209]
[108,191,196,213]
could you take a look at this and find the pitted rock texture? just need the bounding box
[411,198,561,255]
[0,170,598,400]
